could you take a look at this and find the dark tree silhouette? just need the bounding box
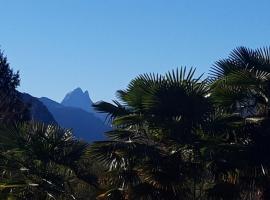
[0,50,29,123]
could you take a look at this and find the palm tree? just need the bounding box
[0,122,98,200]
[90,68,220,199]
[210,47,270,117]
[91,63,267,200]
[209,47,270,199]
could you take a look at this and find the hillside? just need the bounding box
[40,97,109,141]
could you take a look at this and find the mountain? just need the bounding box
[61,87,94,112]
[40,97,109,141]
[61,87,106,120]
[20,93,57,124]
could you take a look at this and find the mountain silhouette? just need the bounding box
[61,87,106,120]
[40,97,109,141]
[20,93,57,124]
[61,87,94,112]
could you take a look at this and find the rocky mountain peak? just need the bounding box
[61,87,93,112]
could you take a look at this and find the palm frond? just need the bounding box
[93,100,130,121]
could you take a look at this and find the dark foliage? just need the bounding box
[0,51,29,123]
[3,47,270,199]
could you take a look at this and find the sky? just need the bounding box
[0,0,270,102]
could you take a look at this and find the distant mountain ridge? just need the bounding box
[20,93,57,124]
[20,88,109,142]
[61,87,106,120]
[39,87,110,141]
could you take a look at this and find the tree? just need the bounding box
[90,51,270,199]
[0,122,99,200]
[90,68,221,199]
[0,50,28,123]
[209,47,270,199]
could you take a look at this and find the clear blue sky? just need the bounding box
[1,0,270,102]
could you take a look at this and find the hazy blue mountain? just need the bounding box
[61,87,94,112]
[40,97,109,141]
[20,93,57,124]
[61,87,107,120]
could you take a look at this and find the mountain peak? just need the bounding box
[74,87,83,92]
[61,87,93,112]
